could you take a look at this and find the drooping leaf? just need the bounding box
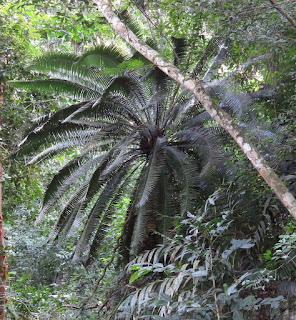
[137,136,166,207]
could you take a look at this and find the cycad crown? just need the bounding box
[10,43,224,265]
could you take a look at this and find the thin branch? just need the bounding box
[203,43,229,83]
[268,0,296,28]
[210,253,221,320]
[225,54,273,80]
[58,304,100,310]
[7,296,37,319]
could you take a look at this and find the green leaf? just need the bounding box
[263,250,272,261]
[129,264,143,271]
[129,267,152,284]
[233,310,244,320]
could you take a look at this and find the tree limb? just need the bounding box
[268,0,296,28]
[94,0,296,219]
[225,54,273,80]
[203,43,229,83]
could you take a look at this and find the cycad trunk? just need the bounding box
[94,0,296,219]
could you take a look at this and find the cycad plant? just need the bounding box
[10,44,224,265]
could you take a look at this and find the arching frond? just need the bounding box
[26,55,109,91]
[77,45,127,68]
[9,79,102,100]
[51,183,89,238]
[17,101,91,147]
[41,153,104,218]
[137,136,166,207]
[165,147,199,215]
[26,128,100,164]
[73,162,132,261]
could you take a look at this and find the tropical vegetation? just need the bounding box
[1,0,296,319]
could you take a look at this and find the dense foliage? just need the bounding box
[2,0,296,319]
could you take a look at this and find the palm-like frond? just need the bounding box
[73,163,132,261]
[49,183,88,236]
[165,147,199,215]
[41,153,103,218]
[137,136,166,207]
[77,45,127,68]
[25,128,100,164]
[9,78,104,100]
[12,41,231,262]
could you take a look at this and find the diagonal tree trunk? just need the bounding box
[268,0,296,29]
[94,0,296,219]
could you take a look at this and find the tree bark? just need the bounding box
[0,57,8,319]
[94,0,296,219]
[0,162,6,320]
[268,0,296,29]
